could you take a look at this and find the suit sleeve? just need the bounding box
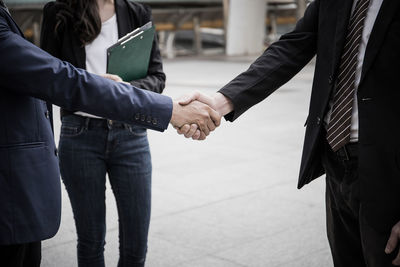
[0,18,172,131]
[40,2,59,133]
[219,0,320,121]
[128,6,166,94]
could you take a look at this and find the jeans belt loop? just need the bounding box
[84,117,90,130]
[107,119,113,130]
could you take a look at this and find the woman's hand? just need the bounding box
[101,74,130,85]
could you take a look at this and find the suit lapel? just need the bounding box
[115,0,132,38]
[331,0,354,77]
[359,0,400,86]
[0,5,24,36]
[72,0,133,69]
[71,36,86,69]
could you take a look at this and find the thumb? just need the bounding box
[178,91,200,105]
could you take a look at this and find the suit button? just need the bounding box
[328,76,333,84]
[54,148,58,157]
[146,116,152,123]
[45,110,50,119]
[135,114,140,120]
[141,115,146,122]
[152,118,158,125]
[316,117,321,125]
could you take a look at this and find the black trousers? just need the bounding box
[322,141,398,267]
[0,242,41,267]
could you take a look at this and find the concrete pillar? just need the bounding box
[226,0,267,56]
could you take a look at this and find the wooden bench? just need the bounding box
[6,0,225,57]
[138,0,224,58]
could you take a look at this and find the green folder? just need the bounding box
[107,22,155,82]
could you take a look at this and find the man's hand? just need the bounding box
[385,220,400,265]
[170,100,221,138]
[176,91,234,139]
[174,124,205,140]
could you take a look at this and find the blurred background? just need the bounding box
[4,1,333,266]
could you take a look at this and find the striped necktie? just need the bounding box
[326,0,371,152]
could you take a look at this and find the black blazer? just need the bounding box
[41,0,166,116]
[219,0,400,232]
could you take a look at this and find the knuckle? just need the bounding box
[391,227,399,235]
[395,227,400,235]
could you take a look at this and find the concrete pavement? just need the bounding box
[41,55,333,267]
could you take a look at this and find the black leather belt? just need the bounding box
[334,142,358,160]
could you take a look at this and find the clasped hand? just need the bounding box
[170,92,221,140]
[170,91,234,140]
[100,73,223,139]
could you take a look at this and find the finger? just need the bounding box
[192,130,201,140]
[198,119,210,136]
[198,131,207,140]
[101,74,112,79]
[180,92,216,109]
[184,124,198,138]
[110,74,123,82]
[102,74,120,82]
[207,116,216,132]
[107,73,121,81]
[177,124,191,135]
[178,91,200,105]
[386,229,399,254]
[393,249,400,266]
[209,108,222,127]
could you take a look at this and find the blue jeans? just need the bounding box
[58,115,152,267]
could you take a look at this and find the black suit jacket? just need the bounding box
[219,0,400,232]
[41,0,166,116]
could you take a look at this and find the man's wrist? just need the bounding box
[170,101,180,126]
[214,93,234,116]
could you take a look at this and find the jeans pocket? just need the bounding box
[127,125,147,137]
[60,124,84,137]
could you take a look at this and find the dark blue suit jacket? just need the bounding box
[0,6,172,245]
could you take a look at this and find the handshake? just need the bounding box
[101,74,232,140]
[170,91,234,140]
